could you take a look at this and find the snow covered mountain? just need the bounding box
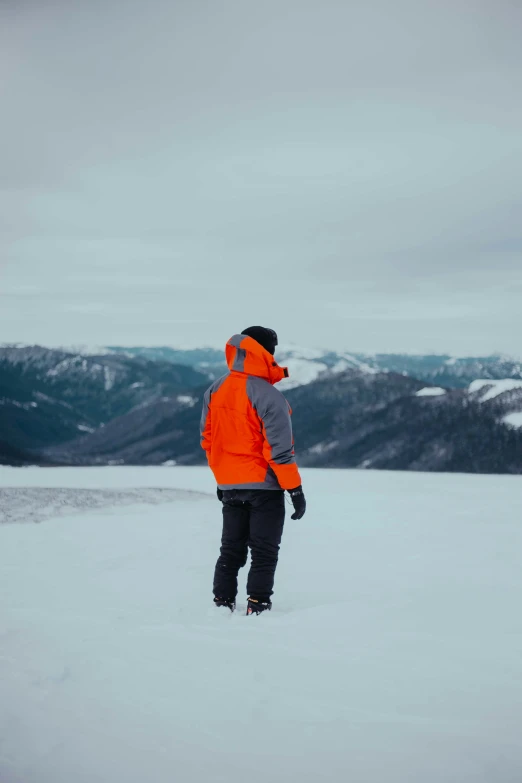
[107,344,380,390]
[46,393,203,467]
[109,343,381,387]
[288,370,522,473]
[42,368,522,474]
[468,379,522,430]
[3,344,522,473]
[0,345,208,455]
[107,344,522,390]
[367,353,522,389]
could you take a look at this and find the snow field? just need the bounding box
[1,467,522,783]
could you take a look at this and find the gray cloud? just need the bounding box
[1,0,521,355]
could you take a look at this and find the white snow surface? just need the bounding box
[1,466,522,783]
[502,412,522,429]
[308,440,339,454]
[77,424,95,433]
[176,394,197,407]
[415,386,447,397]
[333,353,379,374]
[276,348,378,391]
[277,358,328,391]
[469,379,522,402]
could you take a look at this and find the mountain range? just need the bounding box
[1,343,521,473]
[0,345,207,464]
[107,345,522,390]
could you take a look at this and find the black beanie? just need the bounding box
[241,326,278,356]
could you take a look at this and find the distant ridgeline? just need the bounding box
[1,344,522,473]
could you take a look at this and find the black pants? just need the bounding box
[213,489,285,602]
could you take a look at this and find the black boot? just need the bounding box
[213,596,235,612]
[246,597,272,616]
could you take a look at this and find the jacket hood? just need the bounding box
[225,334,289,385]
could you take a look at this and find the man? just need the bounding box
[200,326,306,615]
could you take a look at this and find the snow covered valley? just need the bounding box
[1,467,522,783]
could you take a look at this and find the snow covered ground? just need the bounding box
[469,378,522,402]
[1,466,522,783]
[0,487,196,525]
[503,412,522,429]
[415,386,447,397]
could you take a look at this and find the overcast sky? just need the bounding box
[1,0,521,355]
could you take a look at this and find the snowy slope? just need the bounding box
[469,378,522,402]
[468,379,522,433]
[503,412,522,429]
[1,467,522,783]
[276,357,328,391]
[276,345,378,390]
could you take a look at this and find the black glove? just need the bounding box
[288,486,306,520]
[217,488,224,502]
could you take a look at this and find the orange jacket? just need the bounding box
[200,334,302,491]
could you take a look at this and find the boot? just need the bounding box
[246,597,272,615]
[213,596,235,612]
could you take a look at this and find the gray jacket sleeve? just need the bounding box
[247,377,296,465]
[200,386,212,453]
[200,374,229,454]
